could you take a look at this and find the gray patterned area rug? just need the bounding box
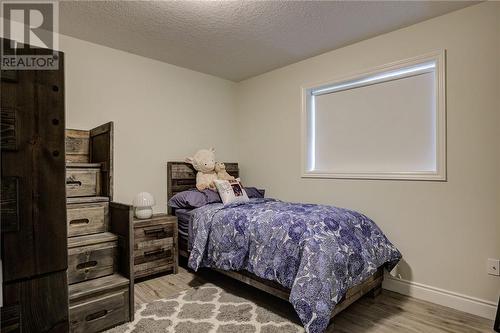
[107,283,304,333]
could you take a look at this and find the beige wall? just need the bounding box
[236,2,500,307]
[60,35,237,212]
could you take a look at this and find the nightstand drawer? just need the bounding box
[135,236,173,250]
[134,257,174,279]
[66,168,101,197]
[134,223,175,241]
[134,239,173,263]
[67,202,109,237]
[133,214,178,279]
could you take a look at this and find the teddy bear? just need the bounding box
[215,162,235,181]
[185,148,218,191]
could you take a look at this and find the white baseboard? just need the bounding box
[382,275,497,320]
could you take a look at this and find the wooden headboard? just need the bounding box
[166,162,239,214]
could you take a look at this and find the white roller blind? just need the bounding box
[302,52,446,180]
[315,72,435,173]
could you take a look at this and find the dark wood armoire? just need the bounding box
[1,39,69,332]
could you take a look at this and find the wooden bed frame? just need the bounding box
[166,161,383,320]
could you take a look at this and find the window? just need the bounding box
[301,51,446,180]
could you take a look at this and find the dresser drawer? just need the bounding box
[67,202,109,237]
[134,223,175,241]
[134,257,174,279]
[66,168,100,197]
[68,234,117,285]
[69,286,128,333]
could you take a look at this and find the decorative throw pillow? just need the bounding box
[214,178,249,205]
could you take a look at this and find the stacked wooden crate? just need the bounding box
[65,122,134,333]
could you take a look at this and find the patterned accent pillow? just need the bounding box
[214,178,249,205]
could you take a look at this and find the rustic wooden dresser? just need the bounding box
[133,214,178,279]
[65,123,134,332]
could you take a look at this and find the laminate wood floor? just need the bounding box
[135,267,494,333]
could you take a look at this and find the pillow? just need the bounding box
[244,187,265,198]
[214,178,250,205]
[168,186,263,209]
[168,189,221,209]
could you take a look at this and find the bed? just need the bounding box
[167,161,401,333]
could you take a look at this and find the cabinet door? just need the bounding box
[1,270,69,332]
[90,122,114,199]
[1,40,67,281]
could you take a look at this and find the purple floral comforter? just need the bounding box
[188,198,401,333]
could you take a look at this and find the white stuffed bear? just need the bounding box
[215,162,235,181]
[185,148,218,191]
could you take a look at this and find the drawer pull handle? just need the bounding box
[76,261,97,270]
[85,309,108,322]
[144,249,167,257]
[144,227,166,235]
[66,180,82,187]
[69,218,89,225]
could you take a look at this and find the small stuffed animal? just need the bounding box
[185,148,218,191]
[215,162,235,181]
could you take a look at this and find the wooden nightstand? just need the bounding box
[133,214,178,280]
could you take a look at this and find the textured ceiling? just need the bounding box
[58,1,477,82]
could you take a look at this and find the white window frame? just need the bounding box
[301,50,446,181]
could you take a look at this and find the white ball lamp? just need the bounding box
[133,192,155,219]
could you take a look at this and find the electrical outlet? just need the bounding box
[487,258,500,276]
